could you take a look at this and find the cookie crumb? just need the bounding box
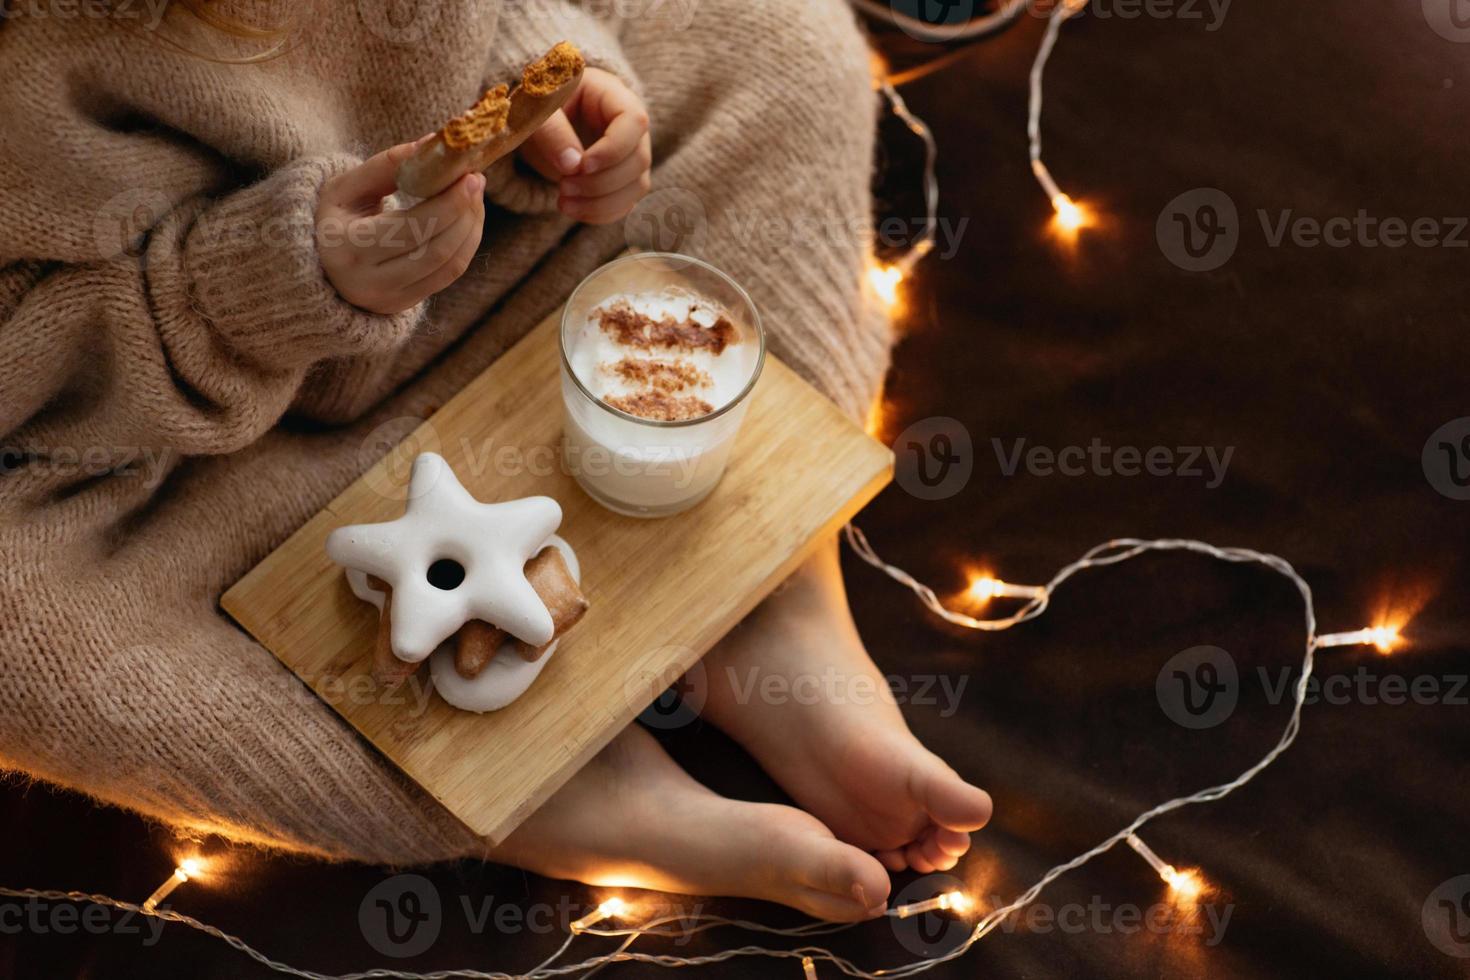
[442,84,511,150]
[521,41,585,97]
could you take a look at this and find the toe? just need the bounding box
[903,840,937,874]
[876,849,908,873]
[794,835,892,914]
[795,886,888,923]
[913,757,993,833]
[934,827,972,857]
[918,829,959,872]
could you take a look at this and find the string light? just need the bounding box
[846,524,1052,631]
[570,896,628,933]
[869,0,1096,316]
[1124,834,1205,901]
[141,858,203,913]
[1050,192,1089,235]
[801,954,818,979]
[868,78,939,315]
[867,261,905,309]
[966,573,1048,605]
[0,535,1420,979]
[1314,624,1402,653]
[1029,0,1093,236]
[890,889,973,919]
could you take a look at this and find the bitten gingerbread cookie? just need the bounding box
[325,452,587,712]
[396,41,586,199]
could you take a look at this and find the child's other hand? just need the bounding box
[317,138,486,316]
[520,68,652,225]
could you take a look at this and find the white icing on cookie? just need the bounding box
[325,452,562,661]
[427,535,579,713]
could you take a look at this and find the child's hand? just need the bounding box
[317,138,486,316]
[519,68,652,225]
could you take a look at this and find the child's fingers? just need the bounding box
[580,107,649,175]
[579,70,643,133]
[372,174,485,265]
[369,216,479,311]
[521,110,585,181]
[560,132,650,198]
[402,212,484,299]
[377,196,482,287]
[330,174,481,267]
[321,136,433,214]
[559,176,650,225]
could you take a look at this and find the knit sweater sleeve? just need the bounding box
[479,1,644,215]
[0,154,425,462]
[184,155,428,371]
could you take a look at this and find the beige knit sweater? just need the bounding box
[0,0,891,863]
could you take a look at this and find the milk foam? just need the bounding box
[566,289,756,420]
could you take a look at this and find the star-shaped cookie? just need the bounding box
[326,452,562,661]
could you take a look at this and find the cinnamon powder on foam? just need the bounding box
[590,302,745,421]
[596,302,738,356]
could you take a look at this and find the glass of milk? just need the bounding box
[559,253,765,518]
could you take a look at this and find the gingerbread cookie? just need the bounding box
[326,452,587,712]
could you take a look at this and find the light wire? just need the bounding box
[1,532,1335,979]
[850,0,1032,44]
[877,79,939,274]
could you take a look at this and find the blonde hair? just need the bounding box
[152,0,307,63]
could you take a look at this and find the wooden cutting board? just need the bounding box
[221,304,893,843]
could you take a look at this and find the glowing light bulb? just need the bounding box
[965,573,1047,605]
[1125,834,1205,903]
[142,858,206,912]
[1369,626,1401,653]
[967,575,1001,602]
[893,890,973,918]
[1052,194,1085,233]
[571,896,628,933]
[867,262,904,310]
[1315,624,1403,653]
[802,955,818,979]
[1162,866,1204,901]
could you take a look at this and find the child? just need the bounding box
[0,0,988,922]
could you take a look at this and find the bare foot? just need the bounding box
[488,723,891,922]
[690,537,993,873]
